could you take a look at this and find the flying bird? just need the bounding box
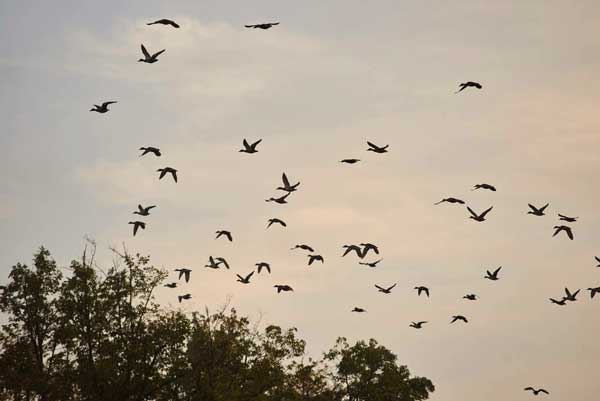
[274,285,293,293]
[164,283,177,288]
[90,101,117,113]
[128,221,146,237]
[266,193,290,204]
[524,387,549,396]
[352,307,366,313]
[245,22,280,29]
[587,286,600,299]
[277,173,300,192]
[563,287,580,302]
[553,225,573,240]
[133,204,156,216]
[549,297,567,306]
[558,214,578,223]
[178,294,192,303]
[139,147,161,157]
[147,19,180,28]
[214,257,230,269]
[340,159,360,164]
[236,271,254,284]
[375,283,397,294]
[255,262,271,274]
[359,259,383,268]
[456,81,482,93]
[307,254,324,266]
[174,268,191,283]
[215,230,233,242]
[463,294,478,301]
[414,286,430,297]
[267,218,287,228]
[450,315,468,324]
[434,197,465,205]
[342,245,363,258]
[204,256,221,269]
[527,203,549,216]
[471,183,496,191]
[410,321,427,329]
[366,141,389,154]
[467,206,493,222]
[485,266,502,281]
[138,44,165,63]
[291,244,315,252]
[239,138,262,154]
[157,167,178,182]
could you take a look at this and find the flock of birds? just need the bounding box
[87,17,600,398]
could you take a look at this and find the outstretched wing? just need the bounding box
[565,227,573,240]
[493,266,502,276]
[527,203,538,212]
[251,139,262,148]
[375,284,385,291]
[245,271,255,281]
[152,49,166,58]
[479,206,493,219]
[282,173,290,187]
[141,44,150,58]
[367,141,378,149]
[466,206,478,218]
[101,101,117,107]
[242,138,250,148]
[387,283,397,291]
[539,203,549,212]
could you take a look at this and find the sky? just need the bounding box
[1,0,600,399]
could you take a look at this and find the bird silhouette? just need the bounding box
[549,298,567,306]
[456,81,482,93]
[451,315,468,324]
[277,173,300,192]
[366,141,389,153]
[267,218,287,228]
[307,254,324,266]
[485,266,502,281]
[204,256,221,269]
[558,213,578,223]
[410,321,427,329]
[587,286,600,298]
[214,257,230,269]
[563,287,580,302]
[360,243,379,257]
[239,138,262,154]
[164,283,177,288]
[359,259,383,268]
[340,159,360,164]
[157,167,178,182]
[174,268,191,283]
[147,19,180,28]
[553,225,573,240]
[463,294,478,301]
[266,193,290,204]
[471,183,496,191]
[467,206,493,222]
[139,147,161,157]
[375,283,397,294]
[255,262,271,274]
[215,230,233,242]
[524,387,549,396]
[274,284,293,293]
[237,271,254,284]
[133,204,156,216]
[342,245,363,258]
[178,294,192,303]
[90,101,117,113]
[138,44,165,63]
[128,221,146,236]
[245,22,279,29]
[527,203,549,216]
[434,197,465,205]
[414,286,430,297]
[352,307,366,313]
[291,244,315,252]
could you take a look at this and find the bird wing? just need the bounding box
[424,288,430,297]
[539,389,549,394]
[244,24,256,28]
[178,270,184,280]
[236,274,244,280]
[152,49,166,58]
[226,232,232,241]
[375,285,385,291]
[565,287,572,297]
[147,205,156,211]
[133,223,139,236]
[493,266,502,275]
[184,271,190,282]
[466,206,478,218]
[251,139,262,148]
[539,203,549,212]
[387,283,397,291]
[479,206,493,218]
[245,271,254,281]
[367,141,378,149]
[282,173,290,187]
[527,203,539,212]
[565,227,573,240]
[172,170,178,183]
[141,44,150,58]
[524,387,534,391]
[102,101,117,107]
[596,256,600,263]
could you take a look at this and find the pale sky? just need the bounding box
[2,1,600,400]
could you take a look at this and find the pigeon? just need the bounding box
[434,197,465,205]
[164,283,177,288]
[366,141,389,154]
[215,230,233,242]
[307,254,324,266]
[291,244,315,252]
[266,193,290,204]
[277,173,300,192]
[414,286,430,297]
[139,147,161,157]
[128,221,146,237]
[237,271,254,284]
[267,218,287,228]
[463,294,478,301]
[255,262,271,274]
[245,22,279,29]
[239,139,262,154]
[524,387,549,396]
[553,225,573,240]
[456,81,482,93]
[90,101,117,113]
[359,259,383,268]
[485,266,502,281]
[340,159,360,164]
[471,183,496,191]
[352,307,366,313]
[178,294,192,303]
[467,206,493,222]
[133,204,156,216]
[410,321,427,329]
[274,285,293,293]
[527,203,549,216]
[157,167,178,182]
[138,44,165,63]
[147,19,180,28]
[450,315,468,324]
[375,284,397,294]
[558,214,578,223]
[174,268,191,283]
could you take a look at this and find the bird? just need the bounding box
[360,243,379,257]
[204,256,221,269]
[563,287,580,302]
[595,256,600,267]
[139,147,161,157]
[266,193,290,204]
[359,259,383,268]
[524,387,549,396]
[245,22,279,29]
[277,173,300,192]
[147,18,180,28]
[164,283,177,288]
[255,262,271,274]
[471,183,496,191]
[133,204,156,216]
[236,272,254,284]
[414,286,430,297]
[239,139,262,154]
[274,285,293,293]
[549,298,567,306]
[410,321,427,329]
[342,245,363,258]
[485,266,502,281]
[553,225,573,240]
[157,167,177,182]
[558,213,578,223]
[214,257,230,270]
[178,294,192,303]
[90,101,117,113]
[434,197,465,205]
[128,221,146,236]
[307,254,324,266]
[138,44,165,63]
[291,244,314,252]
[587,287,600,299]
[215,230,233,242]
[366,141,389,154]
[451,315,468,324]
[467,206,493,222]
[375,284,397,294]
[174,268,191,283]
[340,159,360,164]
[456,81,482,93]
[463,294,478,301]
[267,218,287,228]
[527,203,549,216]
[352,307,366,313]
